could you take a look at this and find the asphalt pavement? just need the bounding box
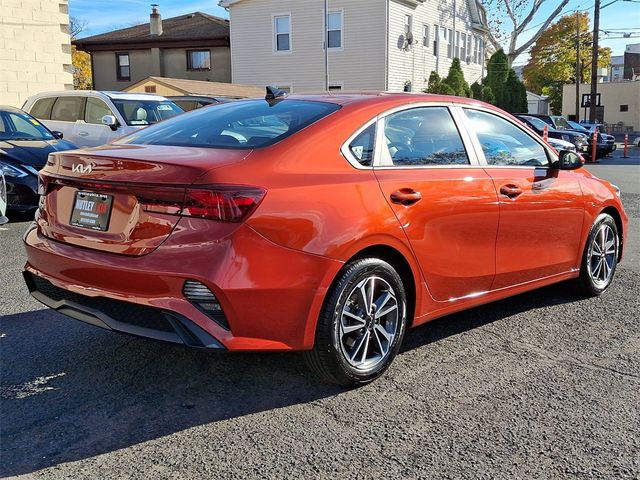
[1,146,638,479]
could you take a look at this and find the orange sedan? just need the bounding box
[23,91,628,386]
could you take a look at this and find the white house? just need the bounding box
[218,0,489,93]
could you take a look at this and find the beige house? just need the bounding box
[74,7,232,91]
[219,0,488,93]
[124,76,265,98]
[562,80,640,132]
[0,0,73,107]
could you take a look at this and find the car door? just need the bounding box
[49,96,86,145]
[461,107,584,289]
[78,96,118,147]
[372,104,500,302]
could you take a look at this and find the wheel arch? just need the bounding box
[601,206,624,260]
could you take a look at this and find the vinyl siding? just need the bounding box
[387,0,485,92]
[228,0,387,92]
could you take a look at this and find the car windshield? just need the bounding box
[521,116,547,130]
[552,116,571,130]
[568,121,589,132]
[118,99,341,149]
[0,110,55,141]
[111,99,183,126]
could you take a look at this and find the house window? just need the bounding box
[327,11,342,49]
[444,28,453,58]
[473,37,479,63]
[145,85,156,93]
[274,15,291,52]
[433,25,439,56]
[460,33,467,61]
[329,85,342,92]
[116,53,130,81]
[404,14,413,35]
[187,50,211,70]
[620,104,628,112]
[455,31,461,58]
[422,24,429,47]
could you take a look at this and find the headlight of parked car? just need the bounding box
[610,183,621,197]
[0,161,28,178]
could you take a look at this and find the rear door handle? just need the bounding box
[78,131,89,137]
[499,184,523,198]
[390,188,422,206]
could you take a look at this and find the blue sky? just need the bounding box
[70,0,638,64]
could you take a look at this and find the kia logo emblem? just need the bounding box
[72,163,92,174]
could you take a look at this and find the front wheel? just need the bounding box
[577,213,619,296]
[304,258,407,387]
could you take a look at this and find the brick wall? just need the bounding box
[0,0,73,107]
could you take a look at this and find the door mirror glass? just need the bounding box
[51,130,63,139]
[557,150,584,170]
[101,115,118,130]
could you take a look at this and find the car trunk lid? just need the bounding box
[37,144,252,256]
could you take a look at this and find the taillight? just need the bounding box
[183,187,266,222]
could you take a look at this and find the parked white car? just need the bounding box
[22,91,183,148]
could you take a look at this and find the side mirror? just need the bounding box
[101,115,118,131]
[556,150,585,170]
[51,130,63,139]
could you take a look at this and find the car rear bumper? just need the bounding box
[23,219,344,351]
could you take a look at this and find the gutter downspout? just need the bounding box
[385,0,389,91]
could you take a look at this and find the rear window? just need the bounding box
[118,99,341,149]
[30,97,56,120]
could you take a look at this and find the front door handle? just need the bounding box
[499,184,523,198]
[390,188,422,206]
[78,131,89,137]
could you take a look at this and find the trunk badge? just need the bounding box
[72,163,92,174]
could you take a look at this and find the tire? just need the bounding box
[577,213,619,296]
[304,258,407,387]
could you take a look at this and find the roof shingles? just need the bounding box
[74,12,229,48]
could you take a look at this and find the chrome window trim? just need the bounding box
[458,103,559,168]
[340,117,378,170]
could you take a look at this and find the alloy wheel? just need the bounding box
[587,223,617,288]
[339,276,399,370]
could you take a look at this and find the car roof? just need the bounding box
[0,105,26,114]
[26,90,172,102]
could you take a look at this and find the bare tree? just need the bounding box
[69,16,88,40]
[482,0,571,66]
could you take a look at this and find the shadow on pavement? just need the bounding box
[0,281,581,477]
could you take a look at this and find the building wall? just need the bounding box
[0,0,73,107]
[227,0,387,92]
[562,81,640,130]
[91,46,231,91]
[92,49,154,90]
[162,46,231,82]
[387,0,485,92]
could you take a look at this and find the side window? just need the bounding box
[30,97,56,120]
[464,109,549,167]
[8,113,42,137]
[51,96,85,122]
[381,107,469,166]
[85,97,113,124]
[348,123,376,166]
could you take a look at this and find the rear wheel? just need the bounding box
[577,213,619,296]
[304,258,407,387]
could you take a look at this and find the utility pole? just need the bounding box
[589,0,600,122]
[575,13,581,121]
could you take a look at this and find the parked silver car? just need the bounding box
[22,91,183,148]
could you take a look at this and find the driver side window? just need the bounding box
[464,109,549,167]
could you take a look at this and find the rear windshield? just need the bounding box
[111,99,183,126]
[118,99,341,149]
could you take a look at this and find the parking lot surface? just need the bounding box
[1,149,639,479]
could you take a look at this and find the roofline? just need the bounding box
[74,37,229,52]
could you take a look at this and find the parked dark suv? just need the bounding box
[515,115,589,154]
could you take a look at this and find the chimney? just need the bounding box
[150,4,162,36]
